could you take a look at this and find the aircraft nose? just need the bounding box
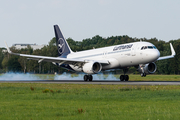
[156,50,160,59]
[150,50,160,61]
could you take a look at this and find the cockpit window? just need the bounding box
[153,46,157,49]
[141,46,157,50]
[148,46,153,49]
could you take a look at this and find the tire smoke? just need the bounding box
[0,72,41,81]
[0,72,119,81]
[54,73,119,80]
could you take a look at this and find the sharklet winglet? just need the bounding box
[170,43,176,56]
[4,41,12,53]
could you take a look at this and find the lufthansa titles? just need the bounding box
[113,44,133,51]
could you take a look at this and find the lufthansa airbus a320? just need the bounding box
[5,25,176,81]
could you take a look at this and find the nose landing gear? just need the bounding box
[141,73,146,77]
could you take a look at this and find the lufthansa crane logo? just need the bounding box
[58,38,65,55]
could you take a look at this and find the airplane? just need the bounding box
[5,25,176,81]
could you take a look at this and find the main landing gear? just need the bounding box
[84,75,93,81]
[120,75,129,81]
[120,68,129,81]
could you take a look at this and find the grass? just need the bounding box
[128,74,180,81]
[0,83,180,119]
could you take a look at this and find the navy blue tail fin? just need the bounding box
[54,25,73,57]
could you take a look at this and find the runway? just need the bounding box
[1,80,180,85]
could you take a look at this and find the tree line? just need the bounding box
[0,35,180,74]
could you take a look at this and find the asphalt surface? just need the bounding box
[0,80,180,85]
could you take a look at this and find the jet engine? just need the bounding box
[138,62,157,74]
[83,62,102,74]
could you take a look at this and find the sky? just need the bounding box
[1,0,180,47]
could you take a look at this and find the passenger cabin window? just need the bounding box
[141,46,157,50]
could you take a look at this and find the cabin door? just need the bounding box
[131,44,136,56]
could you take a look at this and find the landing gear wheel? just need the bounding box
[120,75,124,81]
[141,73,146,77]
[120,75,129,81]
[125,75,129,81]
[89,75,93,81]
[84,75,89,81]
[120,68,129,81]
[143,73,146,77]
[84,75,93,81]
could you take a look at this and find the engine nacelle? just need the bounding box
[83,62,102,74]
[138,62,157,74]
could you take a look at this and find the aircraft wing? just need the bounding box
[5,42,109,65]
[157,43,176,61]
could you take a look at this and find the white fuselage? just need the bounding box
[67,42,160,71]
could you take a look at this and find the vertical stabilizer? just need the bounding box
[54,25,73,57]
